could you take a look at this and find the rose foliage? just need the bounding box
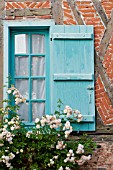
[0,86,96,170]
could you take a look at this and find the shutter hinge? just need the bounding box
[87,87,94,90]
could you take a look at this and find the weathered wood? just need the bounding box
[0,0,4,109]
[99,10,113,61]
[95,50,113,105]
[51,0,63,24]
[0,0,5,19]
[31,8,52,16]
[92,0,108,27]
[5,0,47,2]
[6,8,52,16]
[24,9,33,17]
[95,111,113,134]
[87,135,113,142]
[70,130,113,139]
[0,21,3,108]
[52,33,93,39]
[67,0,84,25]
[53,73,94,80]
[70,134,113,142]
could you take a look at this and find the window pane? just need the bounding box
[15,56,29,76]
[32,56,45,76]
[15,79,29,99]
[32,34,45,54]
[18,103,29,121]
[15,34,28,54]
[32,79,45,99]
[32,102,45,120]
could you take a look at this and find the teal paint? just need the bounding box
[53,73,94,80]
[50,25,95,131]
[3,20,55,120]
[59,115,94,122]
[45,31,50,115]
[9,29,49,123]
[52,33,93,39]
[14,76,46,79]
[29,33,32,122]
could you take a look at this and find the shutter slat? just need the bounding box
[54,74,94,81]
[59,115,94,122]
[51,33,93,39]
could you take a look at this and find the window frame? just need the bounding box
[3,20,55,124]
[4,21,95,131]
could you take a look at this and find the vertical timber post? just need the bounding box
[51,0,63,25]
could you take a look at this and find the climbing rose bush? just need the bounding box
[0,86,96,170]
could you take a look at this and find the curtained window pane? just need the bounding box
[32,79,45,99]
[18,103,29,122]
[15,56,29,76]
[32,102,45,120]
[15,34,28,54]
[15,79,29,99]
[32,34,45,54]
[32,56,45,76]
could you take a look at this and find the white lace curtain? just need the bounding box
[15,34,45,121]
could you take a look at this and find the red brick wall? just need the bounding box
[5,1,52,20]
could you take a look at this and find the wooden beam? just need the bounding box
[0,22,3,108]
[0,0,5,19]
[92,0,108,27]
[99,10,113,61]
[0,0,4,109]
[67,0,84,25]
[51,0,63,25]
[6,8,52,17]
[5,0,47,2]
[95,50,113,105]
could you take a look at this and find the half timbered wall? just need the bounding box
[1,0,113,169]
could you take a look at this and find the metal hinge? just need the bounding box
[87,86,94,90]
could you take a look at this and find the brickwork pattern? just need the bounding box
[101,0,113,19]
[75,1,105,52]
[103,34,113,82]
[5,1,51,9]
[95,76,113,125]
[5,1,52,20]
[63,1,77,25]
[2,0,113,124]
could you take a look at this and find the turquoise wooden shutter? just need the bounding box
[50,25,95,131]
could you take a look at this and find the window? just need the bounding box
[4,21,95,130]
[9,29,49,125]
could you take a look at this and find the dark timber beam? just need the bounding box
[92,0,108,28]
[6,8,52,16]
[95,51,113,104]
[99,10,113,62]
